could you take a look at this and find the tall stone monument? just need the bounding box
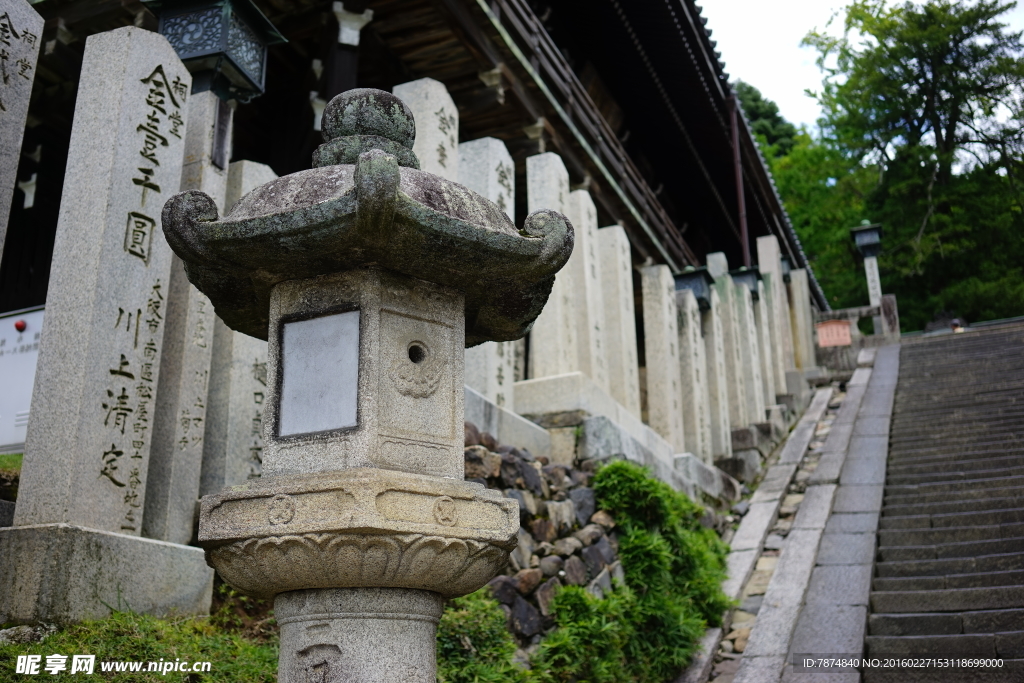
[676,288,711,462]
[703,288,733,459]
[640,264,685,452]
[144,91,228,544]
[754,279,776,407]
[526,152,576,379]
[708,253,749,428]
[789,268,816,371]
[0,26,212,624]
[162,89,573,682]
[393,77,458,181]
[756,235,796,378]
[733,280,766,424]
[200,160,277,496]
[459,137,516,409]
[0,0,42,252]
[598,225,641,418]
[566,190,609,391]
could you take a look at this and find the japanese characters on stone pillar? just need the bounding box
[14,28,190,534]
[734,280,766,424]
[755,279,776,408]
[598,225,641,418]
[640,264,685,452]
[144,92,229,544]
[459,137,516,409]
[0,0,42,253]
[707,253,749,428]
[756,235,796,378]
[200,160,276,496]
[393,78,458,181]
[565,189,609,392]
[788,268,816,371]
[526,152,576,378]
[1,27,212,626]
[676,288,712,462]
[703,288,732,459]
[864,254,883,333]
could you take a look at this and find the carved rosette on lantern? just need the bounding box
[162,88,573,682]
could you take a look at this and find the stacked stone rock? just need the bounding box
[464,421,625,649]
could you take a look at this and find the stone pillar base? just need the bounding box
[0,523,213,624]
[276,587,444,683]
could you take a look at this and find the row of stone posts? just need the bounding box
[0,15,821,635]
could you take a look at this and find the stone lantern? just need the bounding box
[851,220,884,333]
[729,266,762,301]
[161,88,573,682]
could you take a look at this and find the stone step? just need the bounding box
[883,485,1024,508]
[885,474,1024,497]
[886,466,1024,487]
[869,609,1024,636]
[875,551,1024,578]
[864,632,1024,657]
[880,507,1024,530]
[877,536,1024,562]
[882,495,1024,519]
[879,523,1024,548]
[873,569,1024,592]
[890,419,1024,439]
[889,441,1024,460]
[885,450,1024,469]
[888,455,1024,477]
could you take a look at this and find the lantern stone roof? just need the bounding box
[162,88,574,346]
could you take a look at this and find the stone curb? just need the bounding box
[734,345,901,683]
[676,387,832,683]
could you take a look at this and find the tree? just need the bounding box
[734,81,798,156]
[793,0,1024,329]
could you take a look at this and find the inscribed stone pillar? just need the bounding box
[707,254,749,428]
[788,268,816,371]
[199,160,276,495]
[598,225,641,418]
[640,264,685,452]
[1,27,212,626]
[756,235,796,376]
[703,288,732,459]
[0,0,42,253]
[459,137,516,409]
[526,152,576,378]
[676,288,712,462]
[393,78,458,181]
[144,92,228,544]
[13,27,190,533]
[734,281,766,424]
[864,255,883,334]
[755,279,776,407]
[565,189,608,391]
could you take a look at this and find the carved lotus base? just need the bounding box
[209,531,510,599]
[198,468,518,599]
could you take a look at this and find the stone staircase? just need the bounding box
[865,325,1024,681]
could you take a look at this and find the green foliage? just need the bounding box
[532,459,733,682]
[0,453,22,474]
[0,610,277,682]
[769,0,1024,329]
[734,81,798,157]
[437,591,528,683]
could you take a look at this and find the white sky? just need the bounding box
[700,0,1024,129]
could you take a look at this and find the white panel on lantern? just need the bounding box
[279,310,360,436]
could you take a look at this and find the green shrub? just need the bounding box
[0,610,277,682]
[436,590,528,683]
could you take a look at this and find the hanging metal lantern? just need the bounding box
[730,266,762,301]
[850,220,883,258]
[144,0,286,102]
[674,266,715,311]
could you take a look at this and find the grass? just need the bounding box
[0,453,21,474]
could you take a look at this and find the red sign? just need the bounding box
[816,320,852,347]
